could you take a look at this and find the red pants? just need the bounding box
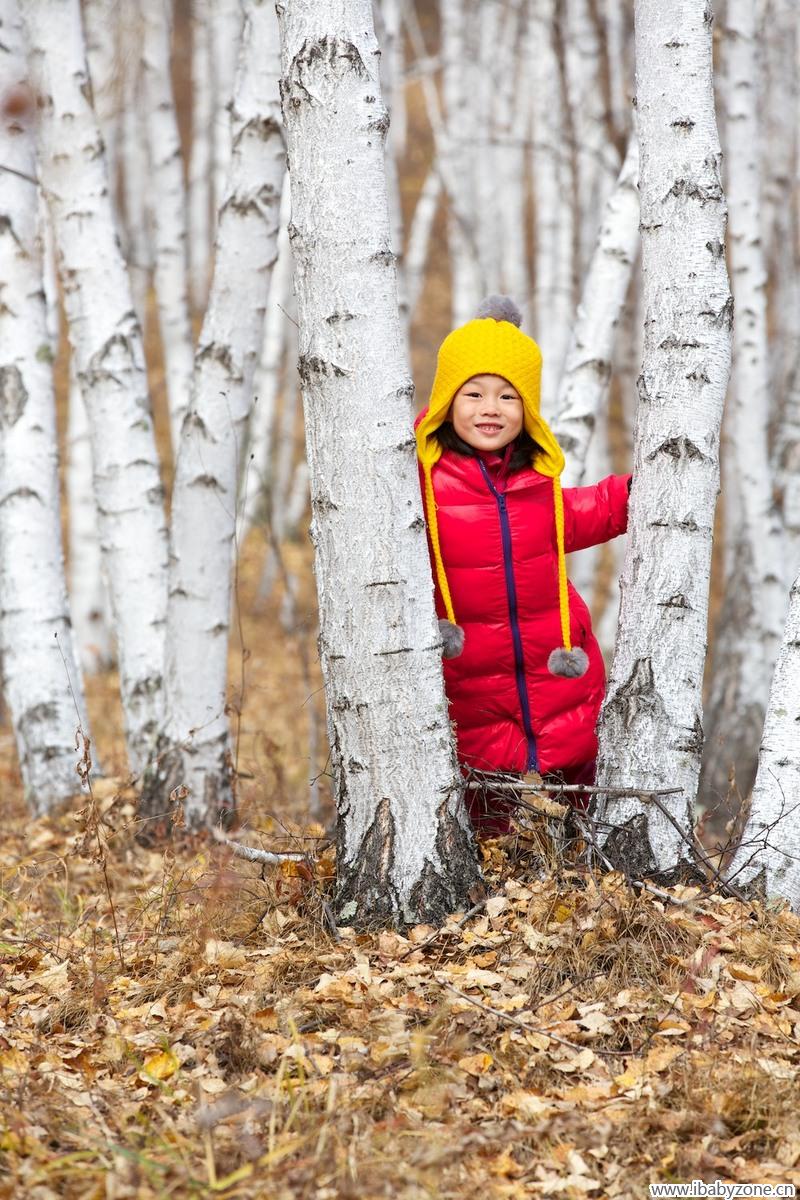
[466,760,597,837]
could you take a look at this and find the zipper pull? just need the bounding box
[498,494,507,510]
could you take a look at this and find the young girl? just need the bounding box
[415,295,631,836]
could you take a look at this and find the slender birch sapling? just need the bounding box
[139,0,285,829]
[0,0,91,811]
[21,0,169,775]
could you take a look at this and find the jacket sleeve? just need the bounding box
[562,472,632,553]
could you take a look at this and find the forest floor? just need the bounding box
[3,543,800,1200]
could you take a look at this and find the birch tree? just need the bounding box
[277,0,481,927]
[725,574,800,909]
[142,0,194,451]
[700,0,785,808]
[441,0,482,325]
[554,135,639,487]
[22,0,168,774]
[0,0,89,811]
[67,369,114,674]
[188,0,213,306]
[594,0,732,879]
[529,0,575,412]
[139,0,285,828]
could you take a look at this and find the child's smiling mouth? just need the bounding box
[475,423,503,433]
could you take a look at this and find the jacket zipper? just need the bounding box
[476,460,538,771]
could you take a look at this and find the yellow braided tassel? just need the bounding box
[552,476,572,651]
[423,464,456,625]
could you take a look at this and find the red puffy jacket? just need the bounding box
[417,434,631,777]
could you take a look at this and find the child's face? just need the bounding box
[448,375,524,452]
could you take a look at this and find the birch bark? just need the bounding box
[82,0,121,195]
[118,4,151,322]
[404,164,441,321]
[529,0,575,412]
[67,365,114,674]
[277,0,481,927]
[211,0,243,217]
[594,0,732,879]
[700,0,785,808]
[142,0,194,453]
[240,175,292,541]
[441,0,482,325]
[188,0,213,307]
[725,574,800,909]
[21,0,168,774]
[554,135,639,488]
[140,0,285,828]
[0,0,90,811]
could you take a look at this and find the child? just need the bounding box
[415,295,631,836]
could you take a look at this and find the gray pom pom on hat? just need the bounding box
[547,647,589,678]
[475,294,523,328]
[438,619,465,659]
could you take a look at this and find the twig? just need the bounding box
[213,828,306,864]
[572,813,697,909]
[465,781,685,798]
[398,898,488,961]
[644,793,752,907]
[440,982,631,1058]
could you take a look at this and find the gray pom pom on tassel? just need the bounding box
[475,294,522,328]
[548,647,589,678]
[438,619,465,659]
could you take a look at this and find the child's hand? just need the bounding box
[438,619,465,659]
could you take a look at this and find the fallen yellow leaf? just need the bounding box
[140,1048,179,1082]
[458,1051,493,1075]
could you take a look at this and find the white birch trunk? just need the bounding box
[40,196,59,353]
[141,0,285,828]
[142,0,194,453]
[22,0,169,774]
[554,135,639,488]
[725,573,800,909]
[0,0,90,811]
[565,0,620,269]
[240,175,292,541]
[529,0,575,413]
[594,0,732,880]
[605,0,632,142]
[189,0,213,308]
[277,0,481,927]
[470,0,503,295]
[495,0,529,302]
[774,351,800,579]
[376,0,405,158]
[67,365,114,674]
[404,164,441,321]
[441,0,482,325]
[83,0,121,196]
[761,0,797,407]
[119,5,151,322]
[700,0,786,807]
[211,0,244,218]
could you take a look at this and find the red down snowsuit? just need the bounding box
[416,425,631,779]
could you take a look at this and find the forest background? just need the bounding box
[2,0,800,1196]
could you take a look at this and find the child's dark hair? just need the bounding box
[436,421,542,473]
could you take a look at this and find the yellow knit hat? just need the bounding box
[416,295,588,678]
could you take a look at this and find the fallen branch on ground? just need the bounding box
[212,828,306,864]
